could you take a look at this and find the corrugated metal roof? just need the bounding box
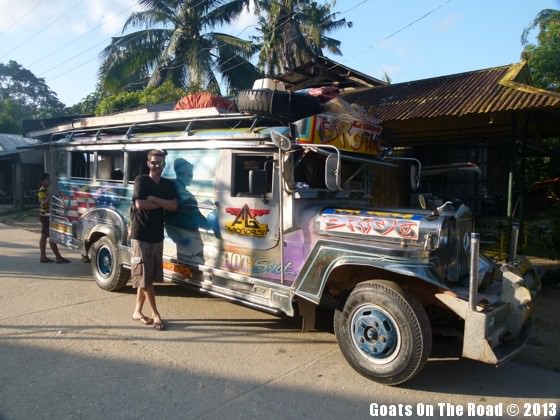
[0,134,40,156]
[343,62,560,121]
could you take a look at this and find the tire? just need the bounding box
[91,236,130,291]
[236,89,322,122]
[334,280,432,385]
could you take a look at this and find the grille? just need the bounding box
[456,218,471,280]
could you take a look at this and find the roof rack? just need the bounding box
[27,107,264,141]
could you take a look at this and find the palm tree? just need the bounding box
[253,0,347,76]
[99,0,262,95]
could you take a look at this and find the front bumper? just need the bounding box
[436,256,541,364]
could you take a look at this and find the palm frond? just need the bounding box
[123,11,176,32]
[202,0,251,28]
[215,42,262,92]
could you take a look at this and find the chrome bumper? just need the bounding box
[436,255,540,365]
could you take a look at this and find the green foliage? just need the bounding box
[66,88,103,116]
[96,80,188,115]
[0,60,66,133]
[0,98,25,133]
[521,9,560,91]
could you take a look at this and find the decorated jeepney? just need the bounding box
[31,84,539,385]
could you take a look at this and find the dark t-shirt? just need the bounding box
[130,175,177,242]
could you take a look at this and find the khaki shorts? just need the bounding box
[130,239,164,288]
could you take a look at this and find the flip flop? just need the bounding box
[132,315,153,325]
[153,320,166,331]
[40,258,54,263]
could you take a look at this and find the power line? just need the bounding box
[325,0,456,76]
[373,0,454,48]
[0,0,87,61]
[29,2,135,69]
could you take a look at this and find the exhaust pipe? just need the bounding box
[469,233,480,311]
[509,222,519,261]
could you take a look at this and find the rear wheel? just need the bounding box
[334,280,431,385]
[91,236,130,291]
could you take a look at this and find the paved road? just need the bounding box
[0,224,559,420]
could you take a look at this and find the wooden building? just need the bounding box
[343,62,560,216]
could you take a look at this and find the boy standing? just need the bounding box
[37,173,70,263]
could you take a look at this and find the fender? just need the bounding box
[293,240,449,304]
[79,207,128,255]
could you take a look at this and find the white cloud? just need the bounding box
[84,0,140,36]
[437,14,461,32]
[0,0,63,34]
[229,0,259,36]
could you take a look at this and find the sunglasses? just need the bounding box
[149,161,165,167]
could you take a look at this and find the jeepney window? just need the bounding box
[232,155,273,196]
[70,152,94,179]
[54,152,68,178]
[127,151,150,183]
[293,149,368,194]
[293,150,326,189]
[97,150,124,182]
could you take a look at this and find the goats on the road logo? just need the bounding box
[225,204,270,237]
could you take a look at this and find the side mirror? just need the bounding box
[325,153,341,191]
[249,169,268,196]
[271,130,292,151]
[419,194,427,210]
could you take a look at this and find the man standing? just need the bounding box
[37,173,70,263]
[130,150,177,331]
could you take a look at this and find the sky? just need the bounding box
[0,0,558,107]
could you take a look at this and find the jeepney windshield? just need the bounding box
[289,148,372,197]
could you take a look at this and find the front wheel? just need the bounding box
[90,236,130,291]
[334,280,432,385]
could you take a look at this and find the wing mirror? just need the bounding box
[325,153,341,191]
[270,130,292,151]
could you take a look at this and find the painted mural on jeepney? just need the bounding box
[295,113,383,156]
[224,205,270,237]
[56,178,131,223]
[162,149,221,264]
[215,244,300,283]
[318,208,422,241]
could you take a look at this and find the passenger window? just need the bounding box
[127,151,150,183]
[71,152,94,179]
[97,150,124,182]
[232,155,273,196]
[54,152,68,178]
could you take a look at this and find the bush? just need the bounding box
[95,81,189,116]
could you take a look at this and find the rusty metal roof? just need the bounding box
[343,62,560,121]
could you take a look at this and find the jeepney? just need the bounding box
[31,86,540,385]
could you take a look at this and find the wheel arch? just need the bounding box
[323,263,446,310]
[82,208,128,257]
[295,256,448,310]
